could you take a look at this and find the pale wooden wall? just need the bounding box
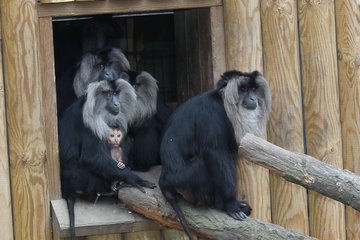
[1,0,360,240]
[261,0,309,235]
[0,0,52,239]
[336,0,360,239]
[223,0,272,222]
[0,12,14,240]
[298,1,346,239]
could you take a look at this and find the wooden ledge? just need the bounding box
[51,198,162,238]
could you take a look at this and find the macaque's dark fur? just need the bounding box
[59,79,155,240]
[126,71,173,171]
[159,70,271,239]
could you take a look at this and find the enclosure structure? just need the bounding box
[0,0,359,240]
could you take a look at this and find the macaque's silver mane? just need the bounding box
[222,74,271,145]
[82,79,137,141]
[131,71,158,128]
[73,48,130,97]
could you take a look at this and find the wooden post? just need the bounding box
[260,0,309,234]
[0,21,14,240]
[335,0,360,239]
[0,0,52,239]
[39,17,61,200]
[298,1,346,239]
[223,0,271,222]
[209,6,226,85]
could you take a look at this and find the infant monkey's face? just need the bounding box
[108,128,123,147]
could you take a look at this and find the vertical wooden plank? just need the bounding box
[335,0,360,239]
[174,8,221,102]
[223,0,271,222]
[0,23,14,240]
[261,0,309,234]
[174,10,189,103]
[123,231,161,240]
[0,0,52,239]
[197,8,214,92]
[39,17,61,200]
[298,0,346,239]
[209,6,226,85]
[162,229,191,240]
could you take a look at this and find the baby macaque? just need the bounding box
[107,127,128,192]
[107,127,127,169]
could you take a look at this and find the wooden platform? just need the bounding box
[51,198,162,238]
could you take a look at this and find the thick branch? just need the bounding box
[239,133,360,212]
[118,166,316,240]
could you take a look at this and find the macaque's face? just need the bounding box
[107,128,123,147]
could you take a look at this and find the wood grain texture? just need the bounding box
[174,8,223,102]
[118,167,317,240]
[335,0,360,239]
[261,0,309,234]
[209,6,226,85]
[240,134,360,212]
[39,17,61,200]
[0,32,14,240]
[298,0,345,239]
[223,0,271,222]
[86,234,123,240]
[123,231,161,240]
[0,0,52,239]
[40,0,74,3]
[37,0,222,18]
[51,198,162,238]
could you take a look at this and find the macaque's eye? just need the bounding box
[117,134,121,138]
[239,86,247,92]
[110,134,114,137]
[96,63,105,69]
[250,87,257,91]
[102,91,113,97]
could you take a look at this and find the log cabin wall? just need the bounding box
[0,0,359,240]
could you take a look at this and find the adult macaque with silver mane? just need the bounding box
[70,47,172,171]
[73,47,130,97]
[126,71,172,170]
[57,47,130,117]
[59,78,156,240]
[159,70,271,240]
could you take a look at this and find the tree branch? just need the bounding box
[239,133,360,212]
[118,166,316,240]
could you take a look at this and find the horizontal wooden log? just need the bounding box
[118,166,316,240]
[37,0,222,18]
[239,134,360,212]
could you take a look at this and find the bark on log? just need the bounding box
[239,134,360,212]
[118,166,316,240]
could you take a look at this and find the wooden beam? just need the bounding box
[298,1,346,239]
[37,0,222,18]
[260,0,309,234]
[39,17,62,200]
[335,0,360,239]
[239,134,360,212]
[117,167,317,240]
[0,0,52,239]
[223,0,271,222]
[0,27,14,240]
